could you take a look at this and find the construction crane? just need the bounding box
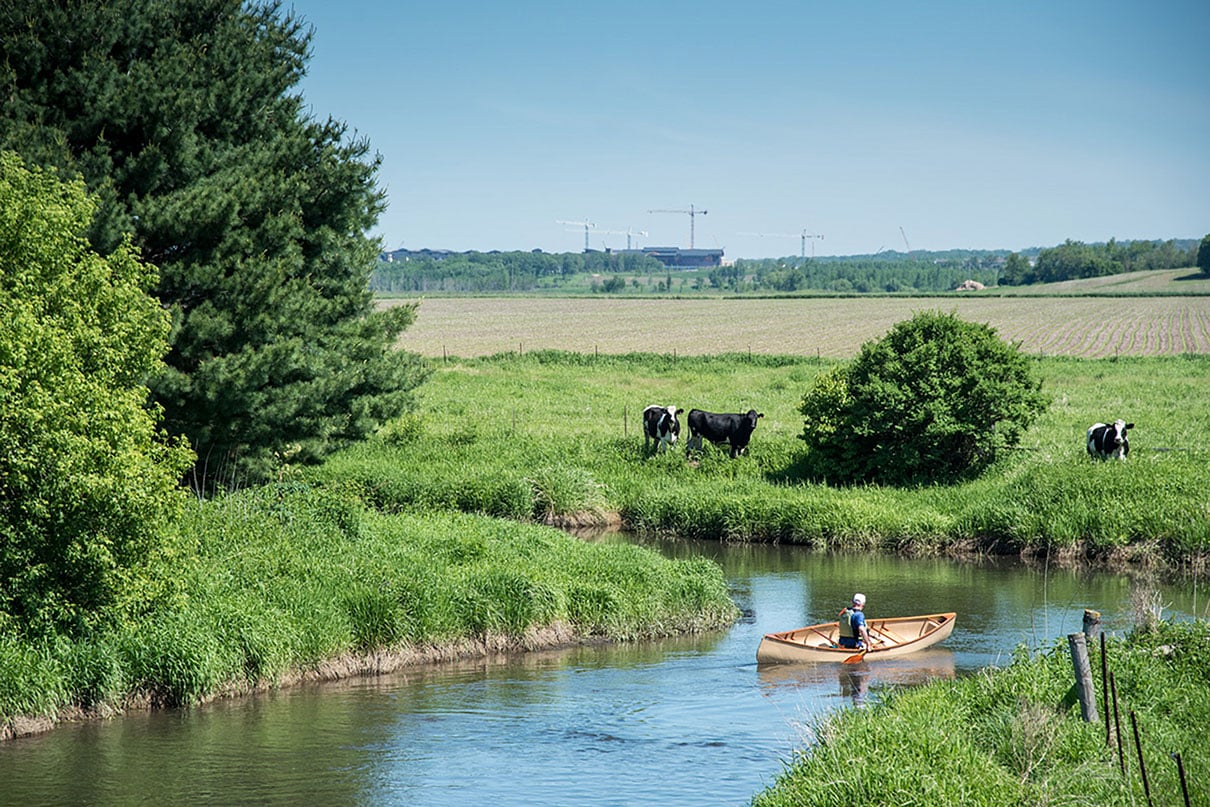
[741,229,824,259]
[556,219,595,251]
[597,227,648,250]
[648,204,707,249]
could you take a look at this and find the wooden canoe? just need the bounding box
[756,612,956,664]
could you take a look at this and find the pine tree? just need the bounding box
[0,0,428,489]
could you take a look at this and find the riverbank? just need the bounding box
[753,619,1210,806]
[0,483,738,741]
[6,351,1205,746]
[317,352,1210,566]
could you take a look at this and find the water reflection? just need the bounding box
[757,648,957,708]
[1,539,1203,807]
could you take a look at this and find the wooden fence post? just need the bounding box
[1083,608,1101,639]
[1067,632,1099,723]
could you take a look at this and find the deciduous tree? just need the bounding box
[0,153,194,637]
[0,0,428,489]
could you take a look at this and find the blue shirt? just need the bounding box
[839,608,867,648]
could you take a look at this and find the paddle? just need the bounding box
[842,648,867,664]
[840,605,868,663]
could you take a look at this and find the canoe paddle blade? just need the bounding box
[843,649,867,664]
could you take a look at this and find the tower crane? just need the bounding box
[741,229,824,259]
[556,219,595,251]
[597,227,648,250]
[648,204,707,249]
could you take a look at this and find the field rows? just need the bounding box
[383,296,1210,359]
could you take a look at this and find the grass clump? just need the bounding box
[754,620,1210,807]
[0,482,737,723]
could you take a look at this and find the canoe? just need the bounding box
[756,612,956,664]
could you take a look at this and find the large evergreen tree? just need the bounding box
[0,0,428,489]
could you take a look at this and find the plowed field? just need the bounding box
[385,296,1210,359]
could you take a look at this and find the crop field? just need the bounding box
[384,294,1210,359]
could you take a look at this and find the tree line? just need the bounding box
[371,250,666,293]
[373,250,1007,294]
[1000,238,1198,285]
[373,238,1203,294]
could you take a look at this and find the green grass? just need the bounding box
[0,482,737,722]
[315,351,1210,562]
[752,620,1210,807]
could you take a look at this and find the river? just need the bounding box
[1,537,1201,806]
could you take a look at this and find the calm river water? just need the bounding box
[1,537,1202,807]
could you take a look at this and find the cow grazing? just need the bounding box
[686,408,764,458]
[643,405,681,454]
[1087,419,1134,460]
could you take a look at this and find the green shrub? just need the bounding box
[798,311,1049,484]
[0,152,194,638]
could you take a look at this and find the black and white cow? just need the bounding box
[643,405,681,454]
[686,408,764,458]
[1087,419,1134,461]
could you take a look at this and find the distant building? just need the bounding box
[380,245,724,268]
[380,248,456,262]
[613,246,724,268]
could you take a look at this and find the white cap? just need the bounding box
[852,593,866,607]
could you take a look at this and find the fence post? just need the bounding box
[1067,632,1099,723]
[1130,711,1153,807]
[1083,608,1102,639]
[1111,671,1125,774]
[1172,752,1191,807]
[1101,633,1110,746]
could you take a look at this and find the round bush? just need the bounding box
[798,311,1049,485]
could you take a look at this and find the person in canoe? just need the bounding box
[838,593,872,650]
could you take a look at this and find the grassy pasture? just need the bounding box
[317,350,1210,562]
[384,293,1210,359]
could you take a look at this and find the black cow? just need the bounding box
[686,408,764,458]
[643,405,681,454]
[1087,419,1134,461]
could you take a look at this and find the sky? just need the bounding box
[291,0,1210,259]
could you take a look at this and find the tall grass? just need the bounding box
[0,482,737,723]
[316,351,1210,562]
[753,620,1210,806]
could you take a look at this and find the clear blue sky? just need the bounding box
[292,0,1209,259]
